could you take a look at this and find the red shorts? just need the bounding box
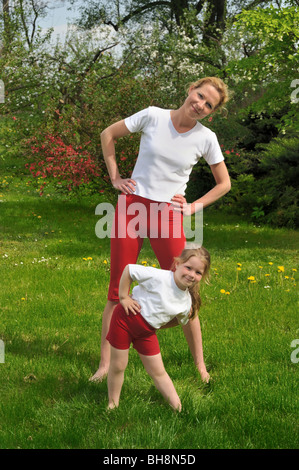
[108,194,186,301]
[106,304,160,356]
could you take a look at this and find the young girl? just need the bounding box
[106,246,211,411]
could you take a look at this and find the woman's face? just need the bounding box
[185,83,221,120]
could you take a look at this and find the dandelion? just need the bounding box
[237,263,242,267]
[269,262,273,265]
[285,276,289,279]
[265,274,270,277]
[292,268,297,272]
[237,267,241,271]
[141,261,147,266]
[225,291,230,295]
[220,289,226,294]
[103,260,108,264]
[258,266,263,269]
[278,266,285,272]
[247,276,255,281]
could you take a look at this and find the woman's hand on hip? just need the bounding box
[171,194,193,216]
[112,177,137,194]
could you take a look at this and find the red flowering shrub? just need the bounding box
[25,134,106,195]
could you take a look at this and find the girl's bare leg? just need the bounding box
[89,300,118,382]
[107,346,129,409]
[139,353,181,411]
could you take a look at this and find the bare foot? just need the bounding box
[107,402,118,411]
[89,367,108,382]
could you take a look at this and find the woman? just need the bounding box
[90,77,231,383]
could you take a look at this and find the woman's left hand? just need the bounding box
[171,194,193,216]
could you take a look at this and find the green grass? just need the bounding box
[0,152,298,449]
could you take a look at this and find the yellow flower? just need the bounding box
[237,267,241,271]
[152,264,156,267]
[220,289,226,294]
[237,263,242,267]
[225,291,230,295]
[141,261,147,265]
[265,274,270,277]
[292,268,297,272]
[285,276,289,279]
[278,266,284,272]
[247,276,255,281]
[103,260,108,264]
[21,297,26,301]
[269,262,273,265]
[83,257,87,260]
[258,266,263,269]
[87,257,92,260]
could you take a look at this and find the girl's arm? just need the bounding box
[100,120,137,194]
[181,316,210,383]
[171,160,231,215]
[119,265,141,315]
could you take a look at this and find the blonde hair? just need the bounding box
[172,246,211,320]
[189,76,229,110]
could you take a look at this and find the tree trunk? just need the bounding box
[1,0,12,53]
[203,0,226,45]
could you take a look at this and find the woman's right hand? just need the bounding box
[112,177,136,194]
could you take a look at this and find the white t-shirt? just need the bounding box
[124,106,224,203]
[128,264,191,329]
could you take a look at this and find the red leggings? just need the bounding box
[108,194,186,301]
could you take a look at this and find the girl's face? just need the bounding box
[185,83,221,120]
[174,256,206,290]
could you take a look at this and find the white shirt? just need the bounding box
[128,264,191,329]
[124,106,224,203]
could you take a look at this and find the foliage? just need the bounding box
[226,6,299,135]
[24,133,104,195]
[0,1,298,227]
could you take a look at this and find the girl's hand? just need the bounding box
[198,366,210,384]
[120,295,141,316]
[112,177,136,194]
[171,194,193,216]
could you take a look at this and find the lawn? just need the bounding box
[0,153,298,449]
